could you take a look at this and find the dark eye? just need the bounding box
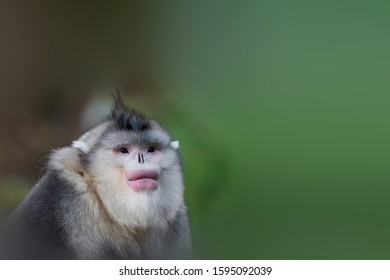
[118,147,129,154]
[147,146,156,153]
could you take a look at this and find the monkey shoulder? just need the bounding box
[48,147,89,192]
[7,146,93,259]
[8,169,79,259]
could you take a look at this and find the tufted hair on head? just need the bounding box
[110,92,150,132]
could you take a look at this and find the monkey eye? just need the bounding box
[118,147,129,154]
[147,146,156,153]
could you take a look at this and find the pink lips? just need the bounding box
[126,170,159,191]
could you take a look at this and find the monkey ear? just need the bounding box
[72,140,90,153]
[170,141,180,149]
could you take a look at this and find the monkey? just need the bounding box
[0,95,190,259]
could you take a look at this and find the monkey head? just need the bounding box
[70,97,183,229]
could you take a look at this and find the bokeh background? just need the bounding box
[1,0,390,259]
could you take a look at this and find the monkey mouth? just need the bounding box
[126,170,159,192]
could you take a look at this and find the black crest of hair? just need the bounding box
[110,93,150,132]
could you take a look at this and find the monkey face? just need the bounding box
[82,123,183,228]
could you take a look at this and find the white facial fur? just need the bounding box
[86,132,183,228]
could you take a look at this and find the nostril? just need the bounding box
[138,153,145,164]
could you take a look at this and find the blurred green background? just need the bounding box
[1,0,390,259]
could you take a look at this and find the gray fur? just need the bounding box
[1,102,190,260]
